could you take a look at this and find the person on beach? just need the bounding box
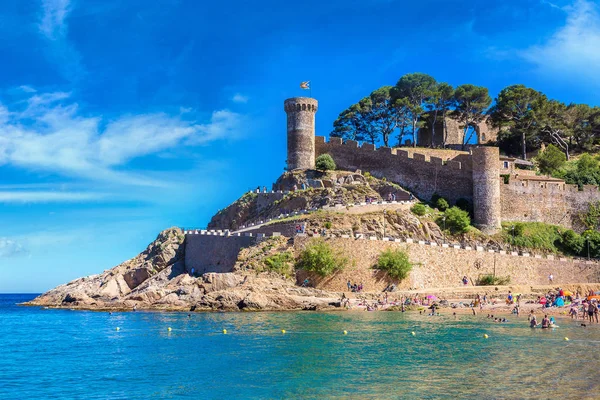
[528,310,535,321]
[569,305,578,319]
[548,273,554,283]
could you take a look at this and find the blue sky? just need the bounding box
[1,0,599,292]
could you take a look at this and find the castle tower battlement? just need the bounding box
[472,146,501,234]
[285,97,318,170]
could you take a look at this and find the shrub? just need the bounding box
[411,203,427,216]
[315,154,336,171]
[435,198,449,211]
[263,252,294,277]
[513,222,525,237]
[561,230,584,254]
[375,249,412,280]
[324,221,332,229]
[444,206,471,234]
[582,230,600,258]
[296,239,347,277]
[502,222,563,253]
[579,201,600,231]
[477,274,511,286]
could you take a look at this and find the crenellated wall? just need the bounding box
[501,180,600,231]
[185,233,257,274]
[315,136,474,204]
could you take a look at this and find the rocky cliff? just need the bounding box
[26,227,341,311]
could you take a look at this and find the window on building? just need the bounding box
[503,161,509,169]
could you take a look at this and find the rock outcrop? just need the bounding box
[26,227,342,312]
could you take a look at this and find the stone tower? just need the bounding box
[284,97,318,170]
[472,146,501,234]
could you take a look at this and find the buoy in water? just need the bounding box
[483,334,489,339]
[564,337,569,341]
[223,329,227,334]
[343,330,348,335]
[168,327,172,332]
[116,327,120,331]
[281,329,286,334]
[411,331,416,336]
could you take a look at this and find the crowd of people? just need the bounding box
[347,281,364,293]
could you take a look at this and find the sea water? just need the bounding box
[1,294,600,399]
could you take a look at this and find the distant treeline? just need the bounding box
[331,73,600,159]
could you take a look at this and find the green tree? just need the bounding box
[535,144,567,175]
[425,82,454,148]
[568,104,600,152]
[365,86,403,147]
[331,102,377,143]
[490,85,548,159]
[452,84,492,149]
[296,239,348,277]
[315,154,336,171]
[539,100,571,160]
[391,73,437,147]
[375,249,413,280]
[411,203,427,216]
[444,206,471,233]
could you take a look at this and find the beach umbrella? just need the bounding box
[427,295,438,300]
[563,290,573,296]
[540,297,547,304]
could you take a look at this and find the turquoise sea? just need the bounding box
[2,294,600,399]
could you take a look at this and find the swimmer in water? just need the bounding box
[530,316,538,328]
[541,315,550,329]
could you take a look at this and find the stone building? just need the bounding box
[416,116,499,148]
[284,97,600,233]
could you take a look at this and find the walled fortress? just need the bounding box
[284,97,600,233]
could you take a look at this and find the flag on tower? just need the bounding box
[300,81,310,89]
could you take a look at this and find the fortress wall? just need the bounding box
[500,181,600,231]
[315,137,474,204]
[294,236,600,292]
[185,234,257,274]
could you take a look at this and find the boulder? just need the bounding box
[202,273,244,292]
[124,267,151,290]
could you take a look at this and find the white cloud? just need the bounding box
[39,0,71,40]
[0,191,106,203]
[232,93,249,103]
[190,110,245,144]
[18,85,37,93]
[0,238,27,258]
[0,90,244,187]
[521,0,600,85]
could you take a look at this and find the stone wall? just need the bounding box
[315,136,474,204]
[500,181,600,231]
[294,236,600,292]
[184,233,257,274]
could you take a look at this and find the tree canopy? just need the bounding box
[331,73,600,157]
